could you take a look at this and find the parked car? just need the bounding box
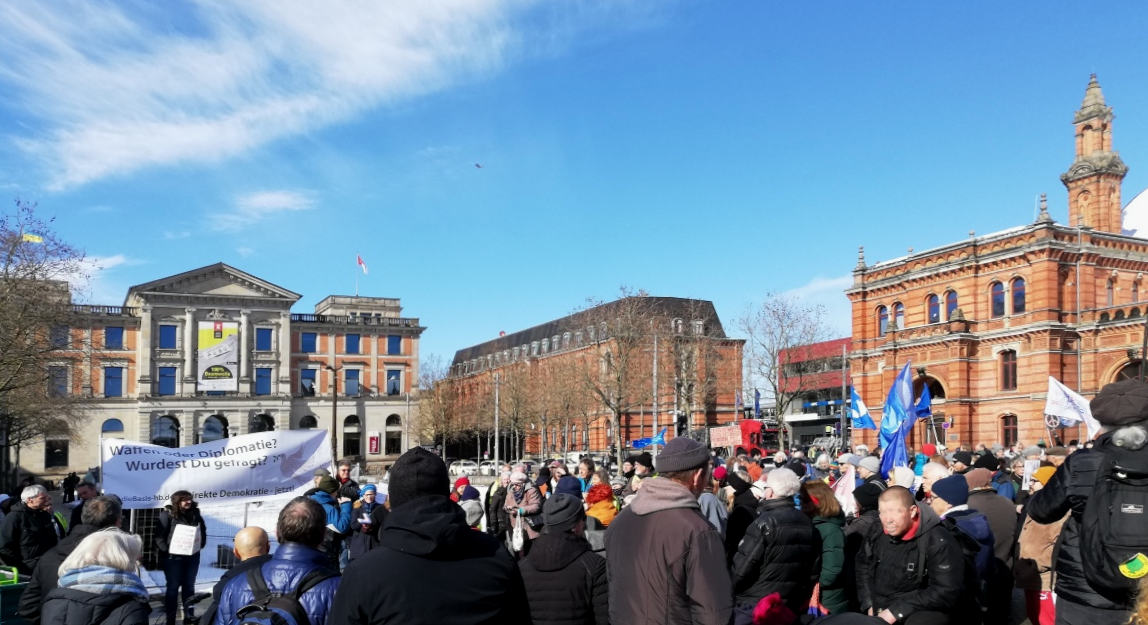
[449,460,479,476]
[478,460,499,476]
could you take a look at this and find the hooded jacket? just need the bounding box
[862,504,965,622]
[730,497,820,615]
[329,495,530,624]
[0,501,61,573]
[605,477,732,625]
[155,503,207,558]
[215,542,341,625]
[40,587,150,625]
[518,530,608,625]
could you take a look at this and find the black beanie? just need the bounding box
[388,447,448,508]
[633,452,654,470]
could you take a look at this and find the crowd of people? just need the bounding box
[5,378,1148,624]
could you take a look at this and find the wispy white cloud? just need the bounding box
[59,253,140,304]
[781,275,854,338]
[0,1,547,189]
[210,190,314,232]
[236,246,255,258]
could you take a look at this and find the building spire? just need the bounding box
[1076,73,1108,122]
[1036,192,1053,224]
[856,246,866,269]
[1062,74,1127,233]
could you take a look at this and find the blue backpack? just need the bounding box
[235,567,338,625]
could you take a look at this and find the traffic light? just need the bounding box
[676,411,689,436]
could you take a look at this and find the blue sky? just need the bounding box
[3,2,1148,367]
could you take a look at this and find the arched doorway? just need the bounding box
[343,415,361,458]
[298,415,318,429]
[250,414,275,433]
[385,414,403,455]
[202,415,229,443]
[153,415,180,448]
[910,376,946,449]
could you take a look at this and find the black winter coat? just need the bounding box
[1027,434,1131,611]
[843,509,880,612]
[723,473,758,563]
[328,495,530,624]
[0,502,60,573]
[40,587,150,625]
[730,497,821,615]
[518,530,609,625]
[485,485,510,537]
[19,524,99,623]
[862,505,965,622]
[155,504,207,558]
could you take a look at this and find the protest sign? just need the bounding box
[168,523,200,556]
[101,429,331,509]
[1021,459,1041,492]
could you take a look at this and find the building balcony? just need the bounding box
[68,304,139,316]
[290,313,421,328]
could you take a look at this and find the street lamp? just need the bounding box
[325,365,342,463]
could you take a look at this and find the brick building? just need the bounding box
[847,75,1146,450]
[448,296,744,459]
[34,262,423,478]
[778,337,850,446]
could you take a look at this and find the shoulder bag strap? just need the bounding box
[245,566,272,602]
[292,568,340,600]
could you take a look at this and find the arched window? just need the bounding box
[343,415,361,458]
[298,415,318,429]
[926,294,940,324]
[912,376,946,400]
[202,415,228,443]
[990,282,1005,318]
[250,414,275,433]
[893,303,904,330]
[1001,414,1018,448]
[945,291,959,320]
[385,414,403,455]
[101,418,125,438]
[1000,350,1017,390]
[153,415,181,448]
[1108,279,1115,306]
[877,306,889,336]
[1011,278,1026,314]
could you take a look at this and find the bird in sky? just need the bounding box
[474,163,483,168]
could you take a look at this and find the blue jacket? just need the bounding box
[215,543,341,625]
[309,491,352,534]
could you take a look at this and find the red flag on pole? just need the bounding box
[357,255,368,275]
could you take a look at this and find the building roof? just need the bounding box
[451,296,729,367]
[779,337,851,364]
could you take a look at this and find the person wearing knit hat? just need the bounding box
[929,474,996,589]
[951,450,973,474]
[506,462,545,545]
[606,438,732,625]
[518,494,609,624]
[966,465,1019,618]
[308,474,352,569]
[889,466,915,490]
[972,453,999,471]
[554,475,583,500]
[330,446,531,624]
[930,475,969,509]
[857,456,886,492]
[450,476,471,503]
[1031,465,1057,488]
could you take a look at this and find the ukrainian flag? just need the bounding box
[21,233,43,243]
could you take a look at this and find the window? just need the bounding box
[512,347,519,361]
[385,414,403,455]
[153,415,181,448]
[345,369,360,396]
[250,414,275,433]
[346,334,360,355]
[692,320,705,335]
[298,415,318,429]
[563,333,571,348]
[159,324,178,349]
[673,319,684,334]
[48,366,68,397]
[877,306,888,336]
[101,418,124,437]
[50,325,69,349]
[105,326,124,350]
[945,291,959,320]
[201,415,226,443]
[541,338,549,353]
[104,366,123,398]
[157,367,176,396]
[45,439,68,468]
[1012,278,1026,314]
[300,369,317,396]
[255,328,273,351]
[1002,414,1018,448]
[255,367,272,396]
[990,282,1005,318]
[1000,350,1017,390]
[927,295,940,324]
[301,332,317,353]
[386,369,401,395]
[531,341,539,356]
[387,335,402,355]
[892,303,904,329]
[344,415,361,457]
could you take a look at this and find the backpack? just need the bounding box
[236,566,339,625]
[1080,442,1148,604]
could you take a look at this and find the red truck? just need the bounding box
[711,420,782,458]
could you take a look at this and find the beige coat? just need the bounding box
[1014,511,1068,591]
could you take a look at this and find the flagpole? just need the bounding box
[355,254,359,297]
[839,343,847,453]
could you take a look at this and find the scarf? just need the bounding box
[58,565,149,600]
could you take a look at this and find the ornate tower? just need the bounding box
[1061,74,1128,233]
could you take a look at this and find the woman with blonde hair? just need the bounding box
[41,528,150,625]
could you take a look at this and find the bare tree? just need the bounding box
[417,354,463,453]
[739,292,831,451]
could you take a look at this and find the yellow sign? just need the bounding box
[197,321,238,391]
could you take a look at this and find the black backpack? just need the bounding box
[236,566,339,625]
[1080,442,1148,605]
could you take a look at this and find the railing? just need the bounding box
[290,313,420,328]
[68,305,138,316]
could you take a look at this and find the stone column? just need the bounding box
[183,308,196,393]
[238,310,250,394]
[278,311,292,393]
[137,305,153,397]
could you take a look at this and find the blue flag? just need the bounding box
[849,385,877,430]
[753,389,761,420]
[631,427,667,449]
[879,362,914,478]
[915,384,932,420]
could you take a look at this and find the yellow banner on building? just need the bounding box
[197,321,238,391]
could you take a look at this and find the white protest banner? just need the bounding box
[101,429,331,509]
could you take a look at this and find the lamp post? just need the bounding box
[325,365,342,463]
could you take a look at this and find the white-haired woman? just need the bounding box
[41,528,150,625]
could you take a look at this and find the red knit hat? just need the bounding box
[453,476,470,490]
[922,443,937,457]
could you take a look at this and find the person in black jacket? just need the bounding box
[0,485,61,574]
[731,467,821,623]
[328,446,530,624]
[862,486,964,625]
[723,467,759,563]
[518,493,608,625]
[201,526,271,625]
[843,482,884,612]
[19,495,123,624]
[41,528,151,625]
[67,482,97,535]
[155,490,209,625]
[486,470,511,540]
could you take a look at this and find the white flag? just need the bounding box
[1045,376,1101,440]
[357,254,368,275]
